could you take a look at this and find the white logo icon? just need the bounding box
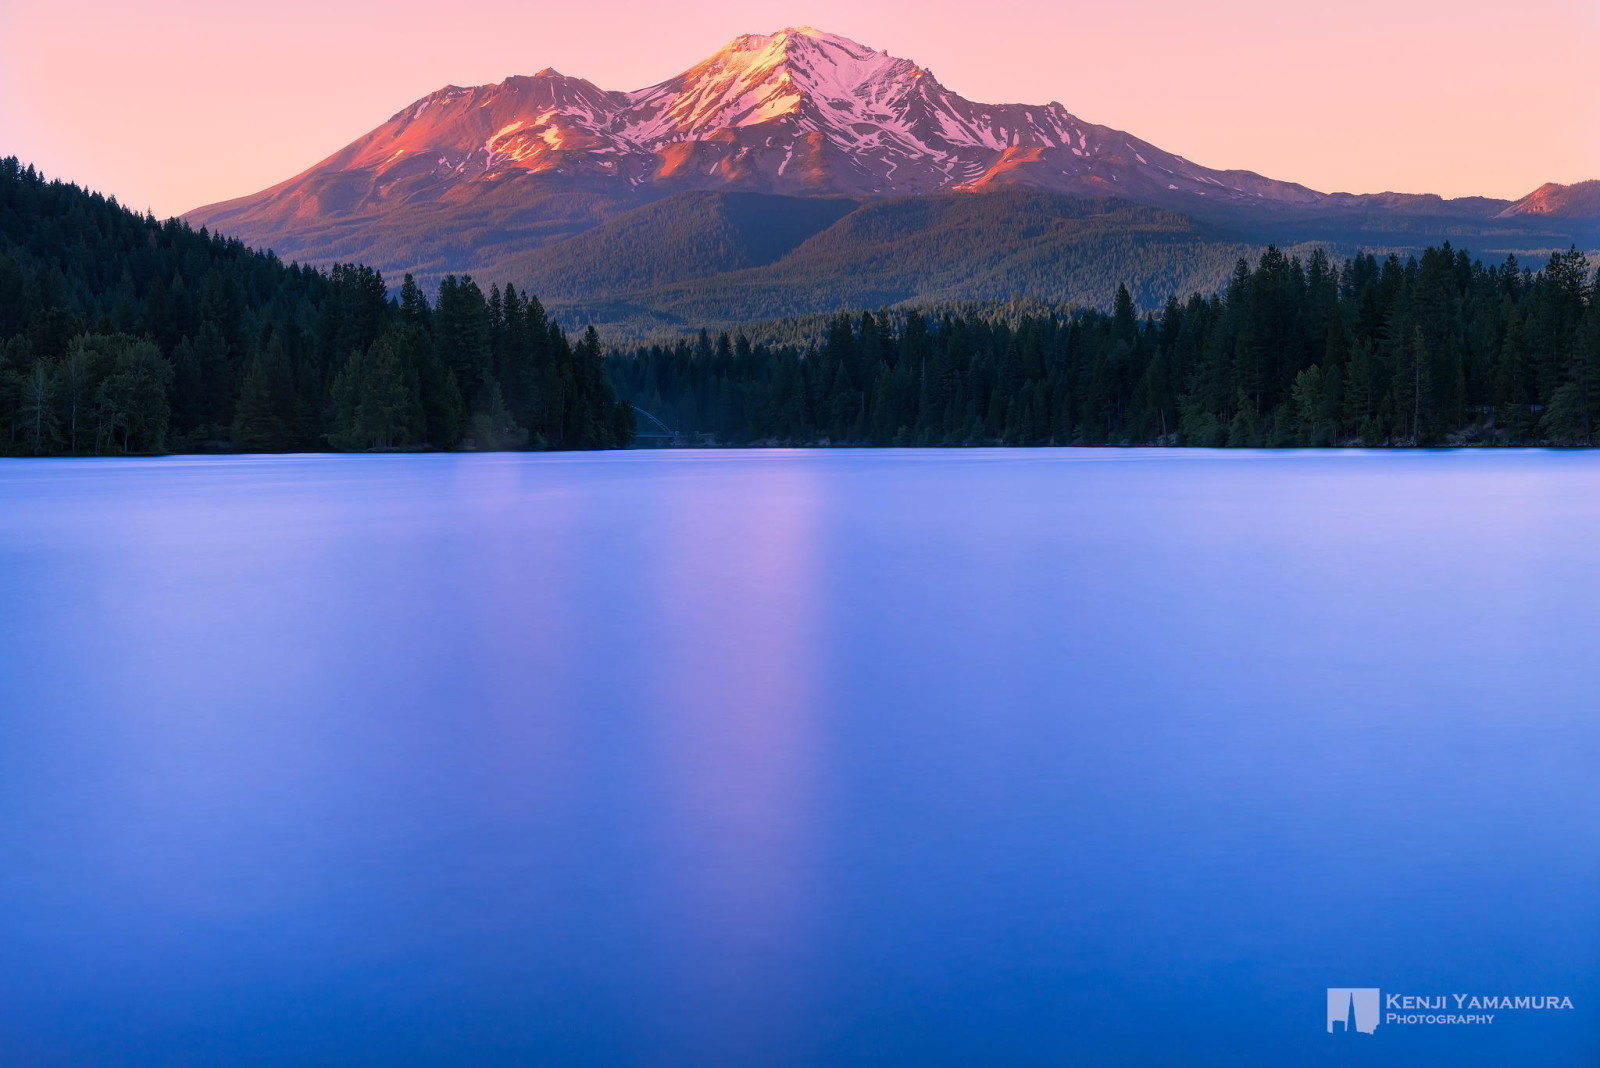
[1327,988,1380,1034]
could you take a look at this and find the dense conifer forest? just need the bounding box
[0,159,631,455]
[612,245,1600,446]
[6,157,1600,454]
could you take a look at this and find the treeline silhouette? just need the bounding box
[0,158,630,455]
[7,156,1600,454]
[610,245,1600,446]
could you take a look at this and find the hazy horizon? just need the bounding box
[2,0,1597,218]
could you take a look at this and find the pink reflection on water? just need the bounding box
[639,456,825,1053]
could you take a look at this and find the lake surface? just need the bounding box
[1,449,1597,1066]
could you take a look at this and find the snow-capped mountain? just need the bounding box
[184,26,1595,297]
[189,28,1322,230]
[598,27,1319,202]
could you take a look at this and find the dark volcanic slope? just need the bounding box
[495,192,860,298]
[531,191,1289,336]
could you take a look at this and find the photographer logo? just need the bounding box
[1326,987,1573,1034]
[1326,989,1380,1034]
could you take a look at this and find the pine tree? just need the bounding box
[233,336,297,451]
[330,334,422,450]
[95,339,172,453]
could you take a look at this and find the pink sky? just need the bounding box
[2,0,1595,218]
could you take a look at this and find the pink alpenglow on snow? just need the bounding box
[187,25,1327,235]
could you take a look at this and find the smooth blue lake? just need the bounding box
[1,449,1596,1066]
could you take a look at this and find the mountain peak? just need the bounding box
[193,25,1337,242]
[624,27,932,147]
[722,26,869,52]
[714,25,925,83]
